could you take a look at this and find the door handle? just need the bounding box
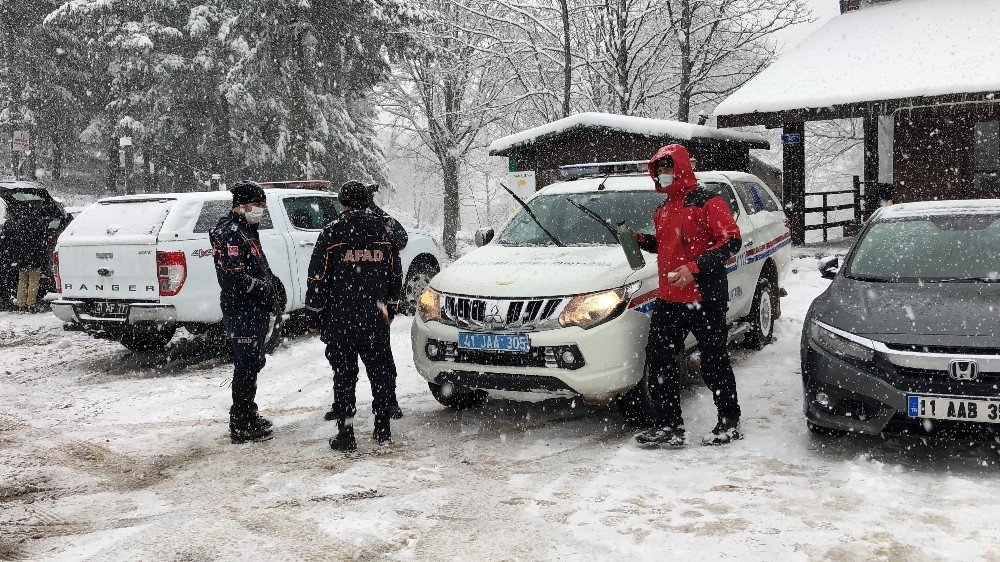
[299,240,315,247]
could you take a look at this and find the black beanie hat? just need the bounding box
[231,181,266,207]
[339,181,373,209]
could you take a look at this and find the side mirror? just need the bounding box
[474,228,495,247]
[818,256,840,280]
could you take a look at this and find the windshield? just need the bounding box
[846,214,1000,282]
[498,191,667,246]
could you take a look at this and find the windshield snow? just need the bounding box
[847,214,1000,282]
[498,191,666,246]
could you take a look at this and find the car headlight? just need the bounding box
[559,288,627,329]
[809,320,875,363]
[418,288,441,322]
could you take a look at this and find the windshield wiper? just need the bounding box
[845,274,896,283]
[500,183,564,247]
[564,197,619,242]
[936,276,1000,283]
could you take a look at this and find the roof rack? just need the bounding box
[558,160,648,181]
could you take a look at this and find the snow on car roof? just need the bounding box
[97,188,324,203]
[489,112,767,155]
[876,199,1000,219]
[537,171,739,195]
[714,0,1000,117]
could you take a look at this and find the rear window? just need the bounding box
[66,199,175,237]
[194,200,274,232]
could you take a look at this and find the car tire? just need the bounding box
[401,261,440,316]
[742,278,776,350]
[119,328,176,352]
[614,358,688,427]
[807,421,848,437]
[428,381,487,410]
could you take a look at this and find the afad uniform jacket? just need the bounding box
[636,144,742,303]
[210,212,282,314]
[304,209,402,343]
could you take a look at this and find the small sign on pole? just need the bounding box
[508,171,536,199]
[12,131,29,153]
[781,133,802,145]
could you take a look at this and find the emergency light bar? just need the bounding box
[259,180,332,191]
[558,160,648,181]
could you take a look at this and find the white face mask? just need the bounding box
[658,173,674,186]
[243,206,265,225]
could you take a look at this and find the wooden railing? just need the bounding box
[801,177,867,242]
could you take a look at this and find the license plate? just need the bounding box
[91,301,129,317]
[457,332,530,353]
[907,395,1000,424]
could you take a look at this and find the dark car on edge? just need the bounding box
[802,200,1000,439]
[0,181,73,300]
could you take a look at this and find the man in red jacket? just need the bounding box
[633,144,744,447]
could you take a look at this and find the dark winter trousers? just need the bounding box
[325,320,396,422]
[223,307,269,428]
[646,299,741,429]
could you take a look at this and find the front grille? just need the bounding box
[885,343,1000,356]
[888,366,1000,396]
[439,294,567,331]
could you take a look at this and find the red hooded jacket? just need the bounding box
[636,144,742,303]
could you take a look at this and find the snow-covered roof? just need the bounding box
[714,0,1000,119]
[877,199,1000,219]
[489,112,768,155]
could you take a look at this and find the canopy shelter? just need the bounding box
[715,0,1000,244]
[489,112,772,191]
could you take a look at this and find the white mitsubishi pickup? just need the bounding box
[52,188,443,352]
[412,162,791,425]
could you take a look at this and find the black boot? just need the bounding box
[373,416,392,445]
[253,413,273,431]
[702,418,743,446]
[329,419,357,452]
[230,416,273,444]
[323,403,338,421]
[635,426,687,448]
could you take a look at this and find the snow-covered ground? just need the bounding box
[4,245,1000,561]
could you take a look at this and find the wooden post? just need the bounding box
[853,176,862,224]
[822,192,829,242]
[782,122,806,245]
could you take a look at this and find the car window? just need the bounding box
[732,181,762,214]
[498,191,667,246]
[748,182,781,212]
[702,182,741,219]
[194,199,273,233]
[282,196,341,230]
[846,214,1000,282]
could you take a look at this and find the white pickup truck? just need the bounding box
[51,188,443,352]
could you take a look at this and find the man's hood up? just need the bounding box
[648,144,698,198]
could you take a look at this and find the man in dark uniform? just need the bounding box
[210,181,283,444]
[322,181,406,422]
[633,144,744,448]
[306,182,402,452]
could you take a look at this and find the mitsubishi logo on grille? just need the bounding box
[949,359,979,381]
[484,304,505,326]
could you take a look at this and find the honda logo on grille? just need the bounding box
[949,360,979,381]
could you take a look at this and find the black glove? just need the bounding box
[269,276,287,315]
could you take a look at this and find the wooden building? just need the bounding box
[489,112,772,191]
[714,0,1000,244]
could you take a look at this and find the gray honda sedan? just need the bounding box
[801,200,1000,439]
